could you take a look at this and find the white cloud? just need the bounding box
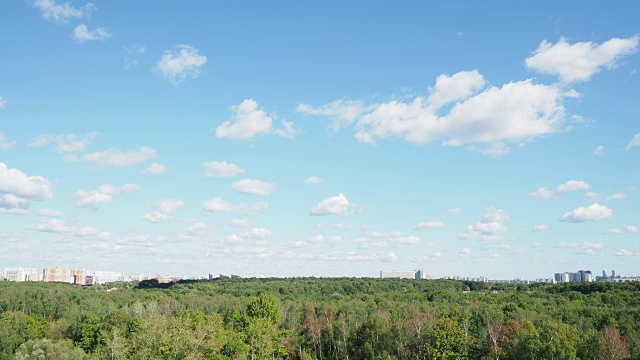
[310,193,353,216]
[560,203,612,223]
[29,132,98,153]
[354,237,387,249]
[558,241,605,255]
[123,45,145,69]
[30,218,110,240]
[65,146,156,167]
[389,232,420,248]
[606,193,627,201]
[415,221,445,230]
[459,207,510,240]
[448,208,462,215]
[202,161,245,177]
[231,178,276,196]
[215,99,299,140]
[288,240,308,248]
[606,228,624,234]
[229,218,250,227]
[141,163,167,175]
[177,222,209,240]
[297,100,377,130]
[309,234,344,246]
[459,248,472,255]
[0,132,16,150]
[202,197,267,215]
[427,70,487,110]
[533,224,549,232]
[73,24,112,43]
[627,225,638,233]
[525,36,640,83]
[75,184,138,209]
[32,0,95,23]
[556,180,590,193]
[593,145,604,155]
[143,199,185,223]
[607,225,638,234]
[627,134,640,150]
[531,180,590,199]
[35,208,63,217]
[304,176,326,184]
[239,227,272,240]
[153,45,207,85]
[0,163,53,212]
[613,249,634,256]
[0,97,6,108]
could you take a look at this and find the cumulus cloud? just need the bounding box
[310,194,355,216]
[229,218,250,227]
[525,36,639,83]
[627,225,638,233]
[459,207,510,240]
[558,241,605,255]
[32,0,95,23]
[0,132,16,150]
[73,24,111,43]
[231,178,276,196]
[65,146,156,167]
[301,69,574,155]
[141,163,167,175]
[304,176,326,184]
[606,225,637,234]
[215,99,299,140]
[202,161,245,177]
[143,199,185,223]
[415,221,445,230]
[153,45,207,85]
[353,238,387,249]
[613,249,634,256]
[389,231,420,248]
[0,162,53,212]
[605,193,627,201]
[448,208,462,215]
[30,218,110,240]
[75,183,138,209]
[533,224,549,232]
[309,234,344,246]
[297,100,378,130]
[627,134,640,150]
[593,145,604,155]
[560,203,612,223]
[177,222,209,240]
[29,132,98,153]
[530,180,590,199]
[202,197,267,215]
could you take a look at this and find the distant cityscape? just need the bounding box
[380,269,640,284]
[2,266,639,285]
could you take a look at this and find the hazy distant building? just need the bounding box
[612,269,616,278]
[70,269,87,285]
[130,274,151,281]
[43,268,70,283]
[381,270,420,279]
[603,269,607,278]
[93,271,127,284]
[4,268,38,282]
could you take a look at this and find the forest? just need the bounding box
[1,277,639,359]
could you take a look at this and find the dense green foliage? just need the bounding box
[1,278,639,359]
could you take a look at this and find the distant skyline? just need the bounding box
[1,1,639,279]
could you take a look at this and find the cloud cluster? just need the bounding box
[304,176,326,184]
[558,241,605,255]
[177,222,209,240]
[73,24,112,43]
[29,132,98,153]
[202,161,245,177]
[530,180,590,199]
[74,184,138,209]
[154,45,207,84]
[30,218,110,240]
[65,147,156,167]
[141,163,167,175]
[0,132,16,150]
[627,133,640,150]
[560,203,612,223]
[143,199,185,223]
[231,178,276,196]
[216,99,298,140]
[525,36,639,83]
[310,194,354,216]
[32,0,95,23]
[606,225,638,234]
[459,207,511,240]
[0,163,53,212]
[202,197,267,215]
[414,221,445,231]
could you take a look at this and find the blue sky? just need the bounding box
[1,1,639,279]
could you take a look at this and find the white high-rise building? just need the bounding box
[93,271,128,284]
[380,270,419,279]
[3,268,39,282]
